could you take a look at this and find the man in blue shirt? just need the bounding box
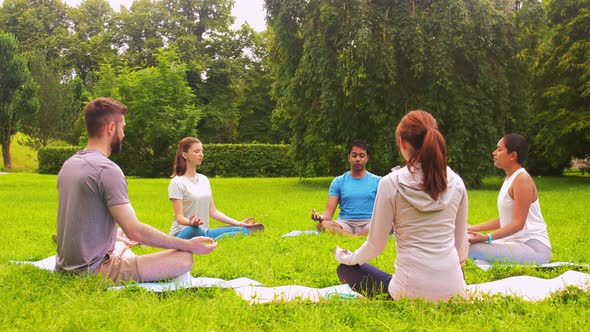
[311,140,381,236]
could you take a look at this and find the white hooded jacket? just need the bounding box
[336,165,469,302]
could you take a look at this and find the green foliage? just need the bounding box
[116,0,166,67]
[0,0,71,61]
[92,48,200,177]
[266,0,538,186]
[1,174,590,330]
[37,146,79,174]
[20,49,86,149]
[0,32,39,171]
[528,0,590,174]
[197,144,295,177]
[235,28,289,144]
[38,143,295,177]
[3,0,586,184]
[68,0,119,81]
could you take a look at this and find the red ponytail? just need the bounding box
[395,110,448,200]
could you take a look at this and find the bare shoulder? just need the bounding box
[512,170,538,198]
[514,170,535,187]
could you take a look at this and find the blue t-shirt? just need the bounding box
[328,171,381,220]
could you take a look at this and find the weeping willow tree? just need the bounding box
[527,0,590,175]
[266,0,540,186]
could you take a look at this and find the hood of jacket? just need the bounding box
[391,165,464,212]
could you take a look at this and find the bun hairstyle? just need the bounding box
[171,137,201,177]
[395,110,448,200]
[502,133,528,165]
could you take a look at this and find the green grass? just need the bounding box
[1,174,590,330]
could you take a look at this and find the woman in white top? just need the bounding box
[334,110,469,302]
[468,134,551,264]
[168,137,263,240]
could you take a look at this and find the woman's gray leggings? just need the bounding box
[469,238,551,265]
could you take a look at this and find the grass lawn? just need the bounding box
[1,173,589,330]
[1,133,39,173]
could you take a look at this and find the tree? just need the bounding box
[0,33,39,170]
[235,27,287,143]
[117,0,166,67]
[529,0,590,173]
[266,0,535,186]
[0,0,71,61]
[68,0,119,81]
[93,48,200,177]
[160,0,241,143]
[20,50,85,149]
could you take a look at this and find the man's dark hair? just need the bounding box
[503,133,528,165]
[84,97,128,138]
[348,140,370,155]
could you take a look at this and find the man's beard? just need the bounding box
[110,136,123,154]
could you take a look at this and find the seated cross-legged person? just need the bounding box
[334,110,469,302]
[55,98,217,284]
[168,137,264,240]
[468,134,551,265]
[311,140,381,236]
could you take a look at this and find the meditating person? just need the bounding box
[468,134,551,265]
[311,140,381,236]
[168,137,264,240]
[334,110,469,302]
[55,97,217,284]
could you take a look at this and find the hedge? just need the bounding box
[38,146,80,174]
[196,144,295,177]
[38,144,296,177]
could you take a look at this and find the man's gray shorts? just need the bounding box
[335,219,371,234]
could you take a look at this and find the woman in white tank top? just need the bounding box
[468,134,551,265]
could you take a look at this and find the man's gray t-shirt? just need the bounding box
[55,149,130,273]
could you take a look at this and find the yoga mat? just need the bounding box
[11,256,360,303]
[466,270,590,301]
[13,256,590,303]
[475,260,590,271]
[281,230,319,238]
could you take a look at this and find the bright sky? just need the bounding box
[3,0,267,32]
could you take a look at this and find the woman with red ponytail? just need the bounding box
[334,110,469,302]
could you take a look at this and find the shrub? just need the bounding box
[38,144,295,177]
[38,146,80,174]
[198,144,295,177]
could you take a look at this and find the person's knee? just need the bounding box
[468,243,485,259]
[320,221,345,233]
[336,264,354,283]
[178,251,194,272]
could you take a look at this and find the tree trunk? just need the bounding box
[2,136,12,171]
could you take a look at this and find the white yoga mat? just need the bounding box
[13,256,590,303]
[11,256,360,303]
[466,270,590,301]
[281,230,319,238]
[235,284,359,304]
[475,260,590,271]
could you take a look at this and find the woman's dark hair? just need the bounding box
[171,137,201,177]
[395,110,448,200]
[348,140,370,155]
[502,133,528,165]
